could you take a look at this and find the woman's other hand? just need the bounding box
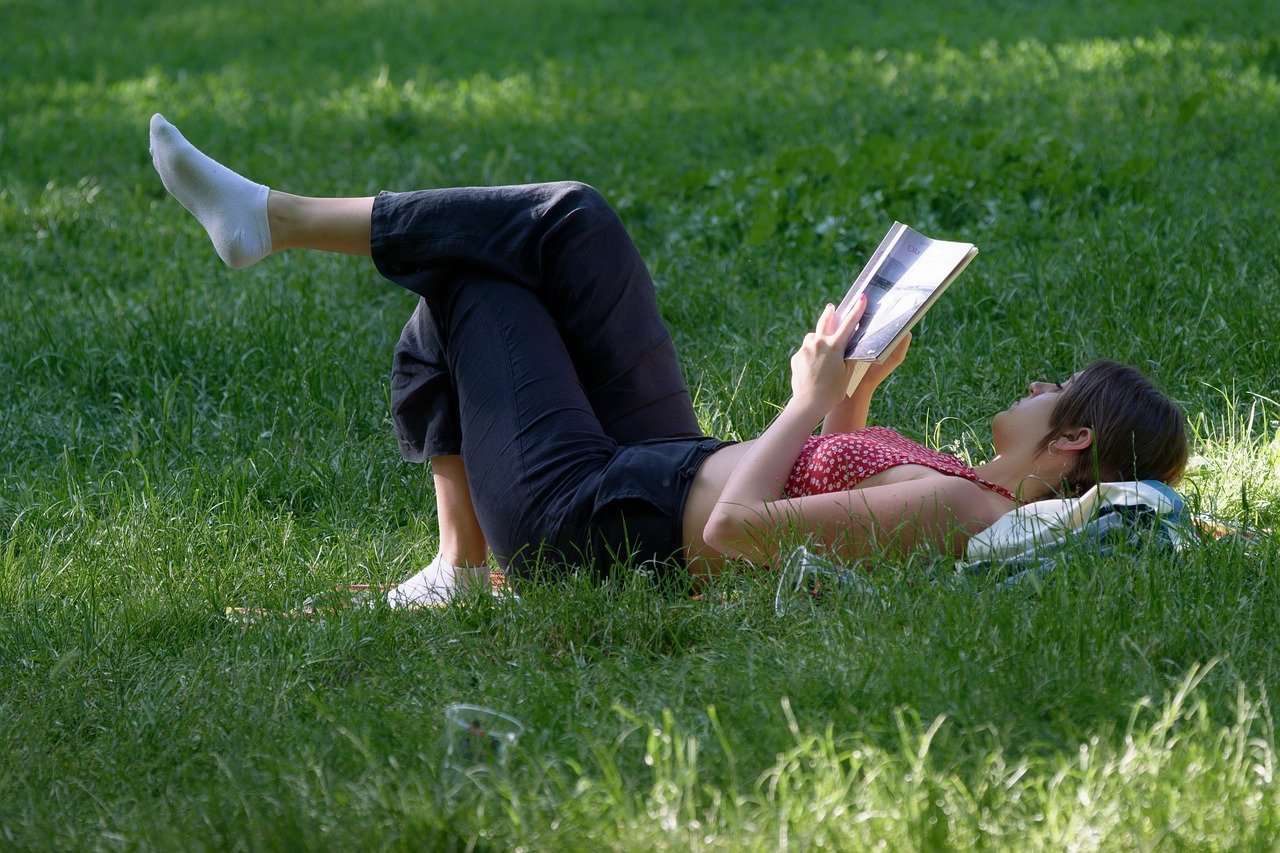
[818,316,911,435]
[860,332,911,390]
[789,297,865,411]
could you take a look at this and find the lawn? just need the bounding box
[2,0,1280,847]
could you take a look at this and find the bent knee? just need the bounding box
[548,180,606,207]
[543,181,618,227]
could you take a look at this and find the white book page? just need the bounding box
[841,225,974,361]
[834,223,905,323]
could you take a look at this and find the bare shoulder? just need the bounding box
[840,473,1008,532]
[936,476,1014,529]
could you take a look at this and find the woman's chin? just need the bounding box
[988,415,1010,452]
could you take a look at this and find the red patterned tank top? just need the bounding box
[783,426,1018,502]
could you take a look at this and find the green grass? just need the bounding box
[3,0,1280,847]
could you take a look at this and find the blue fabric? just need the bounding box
[1140,479,1186,517]
[962,482,1190,589]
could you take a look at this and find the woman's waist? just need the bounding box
[592,437,735,511]
[682,440,756,563]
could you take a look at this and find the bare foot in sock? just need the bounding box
[149,114,272,269]
[387,556,492,609]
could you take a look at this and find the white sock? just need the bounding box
[387,555,490,609]
[149,113,272,269]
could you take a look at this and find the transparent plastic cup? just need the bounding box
[774,546,876,616]
[441,704,525,799]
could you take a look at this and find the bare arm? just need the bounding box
[820,333,912,435]
[819,385,875,435]
[704,313,985,564]
[703,438,994,564]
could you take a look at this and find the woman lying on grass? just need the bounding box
[148,114,1190,606]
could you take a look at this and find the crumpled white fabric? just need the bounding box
[963,480,1186,565]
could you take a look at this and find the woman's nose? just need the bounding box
[1028,381,1053,396]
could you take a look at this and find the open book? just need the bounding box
[834,222,978,393]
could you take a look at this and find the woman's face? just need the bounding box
[991,374,1076,454]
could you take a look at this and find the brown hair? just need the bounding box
[1044,360,1189,495]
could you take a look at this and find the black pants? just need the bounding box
[374,182,731,577]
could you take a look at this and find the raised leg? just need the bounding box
[372,183,703,443]
[151,115,702,443]
[150,113,376,265]
[267,192,374,257]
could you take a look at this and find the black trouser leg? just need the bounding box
[378,182,702,462]
[422,276,615,569]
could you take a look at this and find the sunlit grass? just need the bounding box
[1186,390,1280,525]
[528,668,1279,848]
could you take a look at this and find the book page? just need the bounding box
[834,223,905,324]
[839,224,975,361]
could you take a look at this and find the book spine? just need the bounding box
[836,222,907,322]
[844,360,872,396]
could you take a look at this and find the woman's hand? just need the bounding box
[818,319,912,435]
[789,296,865,411]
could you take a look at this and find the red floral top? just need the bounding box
[783,426,1017,502]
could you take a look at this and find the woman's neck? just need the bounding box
[973,455,1062,504]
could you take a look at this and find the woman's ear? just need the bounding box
[1054,427,1093,453]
